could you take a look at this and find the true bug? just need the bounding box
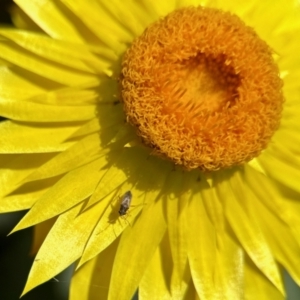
[96,190,138,236]
[118,191,132,217]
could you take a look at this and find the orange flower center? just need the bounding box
[121,7,283,171]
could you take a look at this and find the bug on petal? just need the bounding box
[118,191,132,217]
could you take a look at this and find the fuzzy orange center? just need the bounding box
[121,7,283,171]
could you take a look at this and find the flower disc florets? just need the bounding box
[121,6,283,171]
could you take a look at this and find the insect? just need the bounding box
[118,191,132,217]
[96,190,138,236]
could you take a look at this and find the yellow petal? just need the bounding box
[0,120,80,153]
[0,177,58,212]
[177,0,206,8]
[30,217,56,254]
[97,1,148,38]
[21,200,105,296]
[267,139,300,168]
[0,41,99,86]
[0,99,96,122]
[0,193,39,212]
[272,129,300,155]
[200,175,225,234]
[14,0,89,43]
[71,257,99,300]
[139,244,172,299]
[108,191,167,300]
[80,154,172,267]
[214,234,244,300]
[61,0,133,51]
[206,0,254,17]
[244,164,289,222]
[165,171,189,298]
[0,29,109,74]
[242,0,297,45]
[184,175,218,299]
[78,184,144,267]
[70,239,119,300]
[24,132,105,181]
[245,164,300,249]
[30,87,111,106]
[258,151,300,194]
[250,187,300,286]
[86,147,149,208]
[226,170,284,294]
[182,281,198,300]
[283,71,300,103]
[70,107,123,139]
[0,66,47,101]
[0,153,55,199]
[10,4,43,31]
[144,0,177,17]
[11,157,107,232]
[245,257,285,300]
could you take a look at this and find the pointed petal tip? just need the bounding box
[8,223,25,235]
[20,281,35,298]
[75,257,87,271]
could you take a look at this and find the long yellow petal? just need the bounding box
[98,1,148,38]
[70,256,99,300]
[86,146,149,208]
[11,157,107,232]
[227,170,284,294]
[245,163,300,249]
[244,164,289,222]
[0,66,47,101]
[214,233,244,300]
[165,171,189,298]
[21,200,105,296]
[139,244,172,300]
[0,29,109,73]
[201,175,225,234]
[0,193,39,212]
[30,217,56,254]
[0,42,99,86]
[24,132,105,181]
[0,177,58,212]
[0,99,96,122]
[70,107,123,139]
[245,257,285,300]
[272,129,300,155]
[266,139,300,168]
[61,0,132,51]
[0,153,56,199]
[143,0,177,16]
[184,177,218,299]
[70,239,120,300]
[177,0,207,8]
[10,4,43,31]
[0,120,80,153]
[250,189,300,286]
[108,191,167,300]
[78,184,144,267]
[258,151,300,194]
[29,88,101,106]
[14,0,89,43]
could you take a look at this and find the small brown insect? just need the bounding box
[118,191,132,217]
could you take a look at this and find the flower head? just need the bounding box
[0,0,300,299]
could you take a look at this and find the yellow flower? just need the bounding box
[0,0,300,299]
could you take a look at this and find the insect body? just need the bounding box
[118,191,132,217]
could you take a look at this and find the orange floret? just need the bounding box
[121,6,283,171]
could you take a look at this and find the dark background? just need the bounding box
[0,0,12,24]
